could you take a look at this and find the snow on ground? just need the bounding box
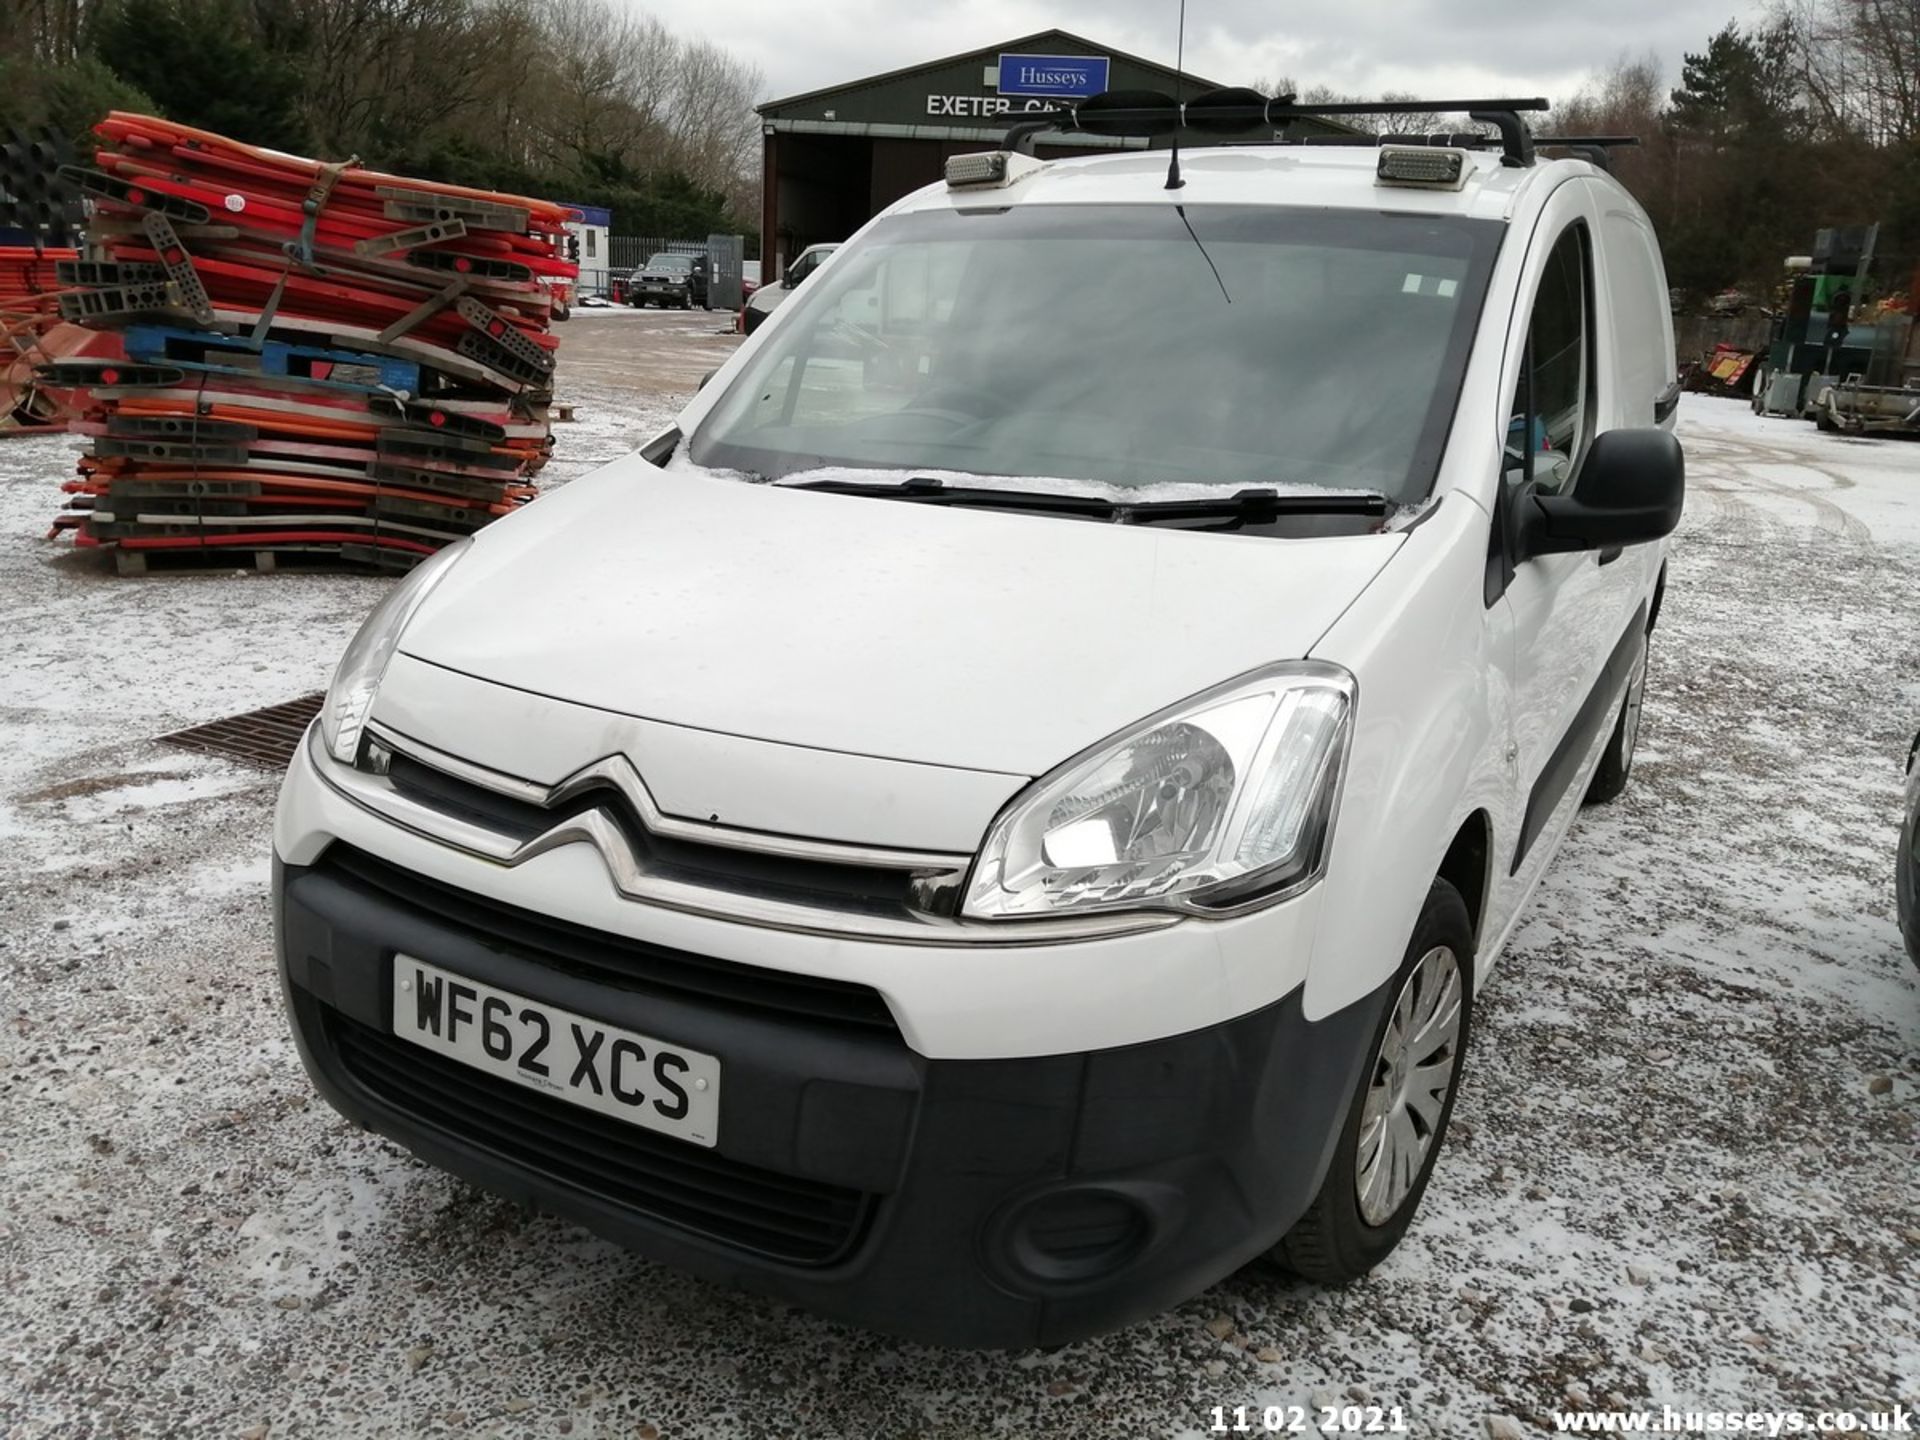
[1,333,1916,1439]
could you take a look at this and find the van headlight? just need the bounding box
[963,663,1355,919]
[318,540,471,766]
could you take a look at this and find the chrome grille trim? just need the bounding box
[308,723,1177,946]
[380,726,975,874]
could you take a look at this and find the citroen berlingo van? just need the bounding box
[274,99,1683,1348]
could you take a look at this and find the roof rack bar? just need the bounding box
[1007,97,1549,128]
[1534,135,1640,173]
[1273,134,1386,147]
[1274,96,1548,116]
[1468,109,1534,167]
[1002,119,1056,156]
[999,94,1550,167]
[1380,132,1504,147]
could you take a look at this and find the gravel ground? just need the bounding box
[2,315,1916,1438]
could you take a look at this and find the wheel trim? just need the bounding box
[1354,945,1463,1227]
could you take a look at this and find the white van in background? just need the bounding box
[738,242,839,334]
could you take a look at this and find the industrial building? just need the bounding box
[755,29,1342,276]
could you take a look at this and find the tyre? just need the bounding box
[1584,635,1648,804]
[1276,879,1473,1282]
[1898,743,1920,970]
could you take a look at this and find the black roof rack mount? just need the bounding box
[1001,90,1553,168]
[1534,134,1641,174]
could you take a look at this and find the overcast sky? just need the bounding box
[641,0,1775,110]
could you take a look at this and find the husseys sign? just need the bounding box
[924,53,1111,119]
[997,53,1110,97]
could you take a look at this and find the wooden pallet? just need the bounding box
[109,543,409,576]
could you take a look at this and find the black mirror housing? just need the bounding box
[1523,427,1684,558]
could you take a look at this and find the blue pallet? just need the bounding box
[120,325,421,394]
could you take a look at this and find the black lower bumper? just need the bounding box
[275,847,1384,1348]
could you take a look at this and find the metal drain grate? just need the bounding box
[158,693,324,770]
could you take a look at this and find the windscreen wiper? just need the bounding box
[779,475,1120,517]
[779,477,1391,525]
[1122,488,1389,524]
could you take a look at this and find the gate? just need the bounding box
[706,233,744,312]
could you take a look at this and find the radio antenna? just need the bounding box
[1166,0,1187,190]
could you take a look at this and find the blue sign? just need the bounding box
[997,53,1109,99]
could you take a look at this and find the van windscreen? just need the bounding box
[690,204,1503,504]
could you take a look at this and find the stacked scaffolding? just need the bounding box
[37,113,576,571]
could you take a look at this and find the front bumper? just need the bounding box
[276,846,1384,1347]
[634,283,688,302]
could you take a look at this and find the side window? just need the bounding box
[1505,226,1592,495]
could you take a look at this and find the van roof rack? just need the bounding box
[1533,135,1640,173]
[1003,90,1552,168]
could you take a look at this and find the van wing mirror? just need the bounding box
[1521,428,1685,559]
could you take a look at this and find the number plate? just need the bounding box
[392,957,720,1146]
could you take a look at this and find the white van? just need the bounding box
[738,242,838,334]
[274,110,1682,1348]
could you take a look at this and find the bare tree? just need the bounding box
[4,0,91,62]
[526,0,675,167]
[1774,0,1920,141]
[290,0,544,156]
[505,0,762,210]
[662,35,762,191]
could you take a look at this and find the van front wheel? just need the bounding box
[1585,639,1648,805]
[1275,879,1473,1282]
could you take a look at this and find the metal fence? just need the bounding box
[577,234,747,310]
[608,235,705,273]
[574,265,621,298]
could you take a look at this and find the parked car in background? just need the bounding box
[631,252,698,309]
[739,242,838,335]
[741,260,761,302]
